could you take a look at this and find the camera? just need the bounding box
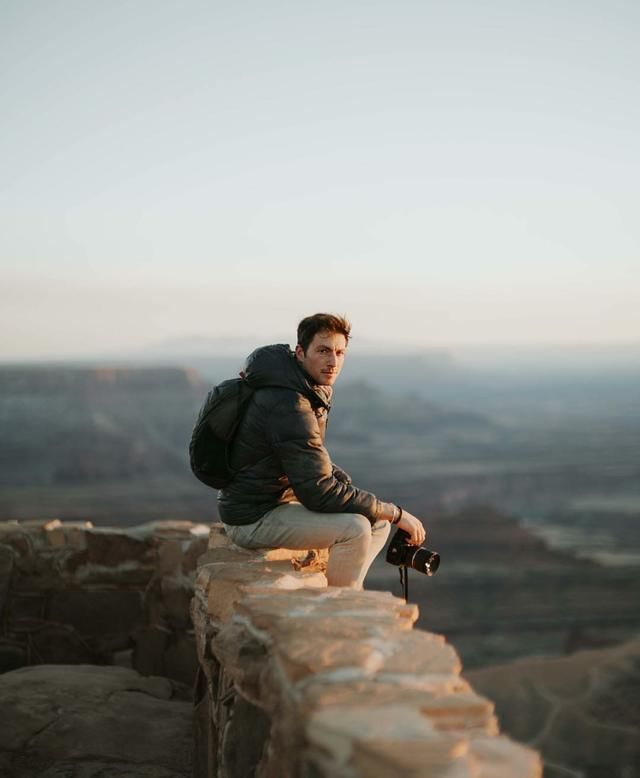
[386,528,440,576]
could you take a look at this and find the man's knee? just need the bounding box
[337,513,372,541]
[373,518,391,541]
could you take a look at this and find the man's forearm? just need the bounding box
[376,501,401,523]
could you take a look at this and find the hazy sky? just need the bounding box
[1,0,639,359]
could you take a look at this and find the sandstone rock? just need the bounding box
[0,753,12,775]
[0,517,544,778]
[210,621,269,704]
[0,665,191,777]
[275,634,393,684]
[156,538,184,575]
[64,523,93,549]
[43,519,67,547]
[220,695,270,778]
[63,529,157,583]
[8,519,51,529]
[0,526,36,575]
[48,589,143,638]
[290,547,329,573]
[466,639,640,778]
[163,632,199,686]
[208,582,511,776]
[351,739,472,778]
[198,543,319,566]
[133,625,170,676]
[419,692,499,735]
[0,637,26,673]
[0,520,20,535]
[36,762,187,777]
[1,519,205,686]
[306,704,466,772]
[0,543,15,613]
[15,551,65,593]
[301,678,497,735]
[130,519,211,542]
[144,569,193,630]
[235,587,418,640]
[195,561,326,624]
[182,534,210,574]
[273,628,461,686]
[190,595,218,667]
[142,574,165,625]
[192,526,543,778]
[160,576,194,629]
[40,520,94,548]
[193,665,214,778]
[15,620,96,665]
[197,546,280,566]
[6,589,45,620]
[468,734,543,778]
[132,625,198,686]
[85,529,149,565]
[304,707,543,777]
[208,522,233,547]
[113,647,133,668]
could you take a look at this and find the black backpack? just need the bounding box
[189,377,256,489]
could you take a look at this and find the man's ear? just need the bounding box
[294,344,305,361]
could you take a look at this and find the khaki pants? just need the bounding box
[223,502,390,590]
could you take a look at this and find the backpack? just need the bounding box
[189,376,256,489]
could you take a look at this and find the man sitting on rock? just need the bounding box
[219,313,427,589]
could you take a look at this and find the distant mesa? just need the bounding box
[0,364,205,392]
[466,639,640,778]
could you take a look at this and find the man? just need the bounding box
[219,313,427,590]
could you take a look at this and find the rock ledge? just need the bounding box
[191,523,543,778]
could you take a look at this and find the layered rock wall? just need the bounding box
[1,518,545,776]
[0,518,208,684]
[191,524,543,778]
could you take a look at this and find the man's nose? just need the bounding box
[327,353,337,366]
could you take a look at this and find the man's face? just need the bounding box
[295,330,347,386]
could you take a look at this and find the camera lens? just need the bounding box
[385,528,441,576]
[410,548,440,576]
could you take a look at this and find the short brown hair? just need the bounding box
[296,313,351,353]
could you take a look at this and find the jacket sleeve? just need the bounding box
[267,391,383,521]
[331,464,352,485]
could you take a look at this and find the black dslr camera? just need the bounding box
[386,528,440,576]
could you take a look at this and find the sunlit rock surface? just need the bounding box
[191,523,542,777]
[1,517,545,777]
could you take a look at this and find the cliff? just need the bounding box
[0,518,208,680]
[0,518,542,777]
[191,524,542,777]
[467,641,640,778]
[0,518,209,776]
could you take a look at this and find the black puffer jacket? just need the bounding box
[217,344,384,526]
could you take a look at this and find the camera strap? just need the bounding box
[399,566,409,603]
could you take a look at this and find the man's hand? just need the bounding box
[397,509,427,546]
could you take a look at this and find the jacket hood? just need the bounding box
[243,344,332,408]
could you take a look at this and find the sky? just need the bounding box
[1,0,639,360]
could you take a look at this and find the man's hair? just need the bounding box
[297,313,351,353]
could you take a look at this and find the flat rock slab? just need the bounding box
[0,664,192,777]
